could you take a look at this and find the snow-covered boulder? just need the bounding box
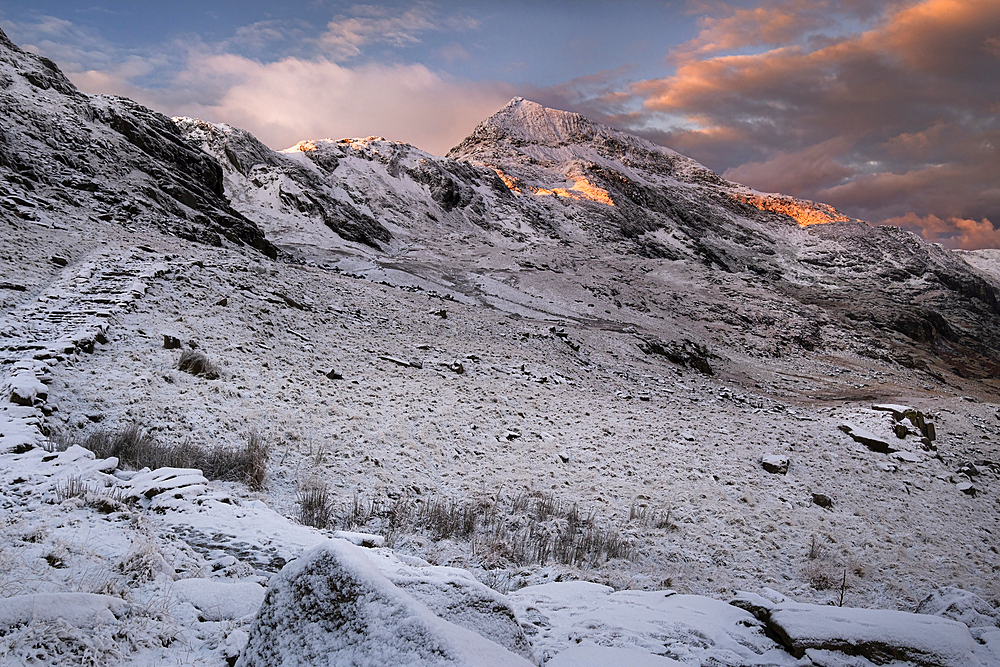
[0,592,128,629]
[367,548,534,661]
[915,586,1000,629]
[172,578,267,622]
[768,603,984,667]
[509,581,797,665]
[5,369,47,406]
[237,539,534,667]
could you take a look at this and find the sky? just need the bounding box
[1,0,998,249]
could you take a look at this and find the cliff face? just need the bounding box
[0,28,276,257]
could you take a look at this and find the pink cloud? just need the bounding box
[70,51,514,155]
[609,0,1000,248]
[885,212,1000,249]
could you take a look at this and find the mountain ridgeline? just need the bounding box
[2,25,998,391]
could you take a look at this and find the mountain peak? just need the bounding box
[462,97,602,148]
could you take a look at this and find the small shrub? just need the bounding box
[116,541,165,585]
[629,503,674,530]
[298,479,333,529]
[331,489,634,569]
[57,476,88,502]
[177,349,220,379]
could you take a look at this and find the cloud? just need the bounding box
[70,49,514,154]
[317,2,478,60]
[677,0,835,56]
[885,212,1000,249]
[4,9,511,155]
[173,54,514,153]
[722,137,854,194]
[589,0,1000,249]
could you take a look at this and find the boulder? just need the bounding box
[767,603,984,667]
[6,370,47,406]
[237,540,533,667]
[369,549,534,661]
[915,586,1000,629]
[839,423,897,453]
[0,592,129,629]
[957,481,978,496]
[172,578,266,621]
[811,493,833,508]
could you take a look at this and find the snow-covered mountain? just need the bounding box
[2,26,1000,667]
[178,97,1000,387]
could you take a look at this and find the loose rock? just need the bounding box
[761,455,789,475]
[811,493,832,508]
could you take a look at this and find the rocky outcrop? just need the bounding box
[174,119,391,248]
[0,28,276,258]
[730,591,993,667]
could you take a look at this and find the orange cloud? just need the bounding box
[885,212,1000,249]
[617,0,1000,248]
[678,0,833,57]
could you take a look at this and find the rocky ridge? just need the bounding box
[0,28,274,259]
[177,98,1000,393]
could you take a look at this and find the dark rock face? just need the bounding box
[638,338,714,375]
[175,120,391,249]
[0,28,276,258]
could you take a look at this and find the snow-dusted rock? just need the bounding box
[957,481,978,496]
[761,454,789,474]
[172,578,267,621]
[767,603,984,667]
[916,586,1000,629]
[0,593,128,629]
[6,369,47,406]
[367,548,534,661]
[839,423,897,453]
[126,467,209,500]
[509,581,798,666]
[237,539,534,667]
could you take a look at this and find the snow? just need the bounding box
[237,539,535,667]
[171,578,267,621]
[768,603,984,667]
[546,645,684,666]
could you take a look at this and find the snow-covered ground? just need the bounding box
[2,213,999,665]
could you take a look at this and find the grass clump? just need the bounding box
[297,478,333,529]
[77,425,269,489]
[329,490,636,568]
[177,349,220,379]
